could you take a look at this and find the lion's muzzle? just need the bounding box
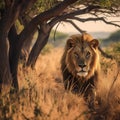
[77,63,89,77]
[77,71,88,77]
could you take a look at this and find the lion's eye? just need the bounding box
[86,51,90,58]
[74,53,79,58]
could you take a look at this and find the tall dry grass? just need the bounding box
[0,47,120,120]
[90,57,120,120]
[16,48,89,120]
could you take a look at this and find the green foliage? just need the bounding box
[101,30,120,70]
[112,42,120,63]
[100,58,114,74]
[31,0,59,14]
[101,30,120,46]
[15,20,24,34]
[76,0,120,8]
[113,42,120,53]
[41,43,54,55]
[109,30,120,42]
[27,0,120,19]
[49,30,68,41]
[103,42,120,63]
[99,0,112,7]
[0,0,4,9]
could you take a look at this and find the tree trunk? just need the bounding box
[0,0,27,92]
[20,36,33,61]
[0,29,12,94]
[0,0,78,92]
[8,25,19,90]
[14,0,78,69]
[20,30,36,61]
[27,26,51,68]
[7,0,37,90]
[9,43,21,90]
[7,23,37,91]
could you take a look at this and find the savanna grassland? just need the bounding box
[0,45,120,120]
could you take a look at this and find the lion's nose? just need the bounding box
[79,63,86,68]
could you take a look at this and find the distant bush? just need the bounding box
[113,42,120,53]
[103,42,120,64]
[109,30,120,42]
[49,30,68,41]
[41,43,54,55]
[101,30,120,46]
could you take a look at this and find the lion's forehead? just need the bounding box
[71,36,91,48]
[73,42,92,53]
[70,33,93,42]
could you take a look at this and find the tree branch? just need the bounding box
[32,0,78,24]
[18,0,78,42]
[49,5,101,27]
[64,20,86,33]
[2,0,37,33]
[98,46,113,59]
[72,17,120,28]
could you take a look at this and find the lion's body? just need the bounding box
[61,33,100,98]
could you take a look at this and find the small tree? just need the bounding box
[0,0,120,93]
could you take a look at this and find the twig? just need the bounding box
[98,46,113,59]
[72,17,120,28]
[107,65,120,102]
[53,22,61,41]
[64,19,86,33]
[22,113,30,120]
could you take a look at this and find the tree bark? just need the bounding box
[20,36,33,61]
[20,29,36,61]
[0,0,37,92]
[17,0,78,49]
[27,25,51,68]
[8,25,19,90]
[17,0,78,68]
[6,0,37,91]
[0,25,12,93]
[0,0,21,92]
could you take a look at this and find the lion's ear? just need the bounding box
[90,39,99,49]
[66,39,75,49]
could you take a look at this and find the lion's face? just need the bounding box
[65,34,99,79]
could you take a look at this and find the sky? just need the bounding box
[54,17,120,39]
[57,21,119,33]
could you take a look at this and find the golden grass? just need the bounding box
[16,48,89,120]
[0,47,120,120]
[91,57,120,120]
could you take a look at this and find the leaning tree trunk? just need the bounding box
[20,29,36,62]
[27,26,51,68]
[0,0,29,93]
[6,1,37,91]
[20,36,33,61]
[7,21,38,91]
[6,0,77,91]
[0,1,21,92]
[14,0,79,69]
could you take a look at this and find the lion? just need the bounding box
[61,33,100,99]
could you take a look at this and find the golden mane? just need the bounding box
[61,33,100,98]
